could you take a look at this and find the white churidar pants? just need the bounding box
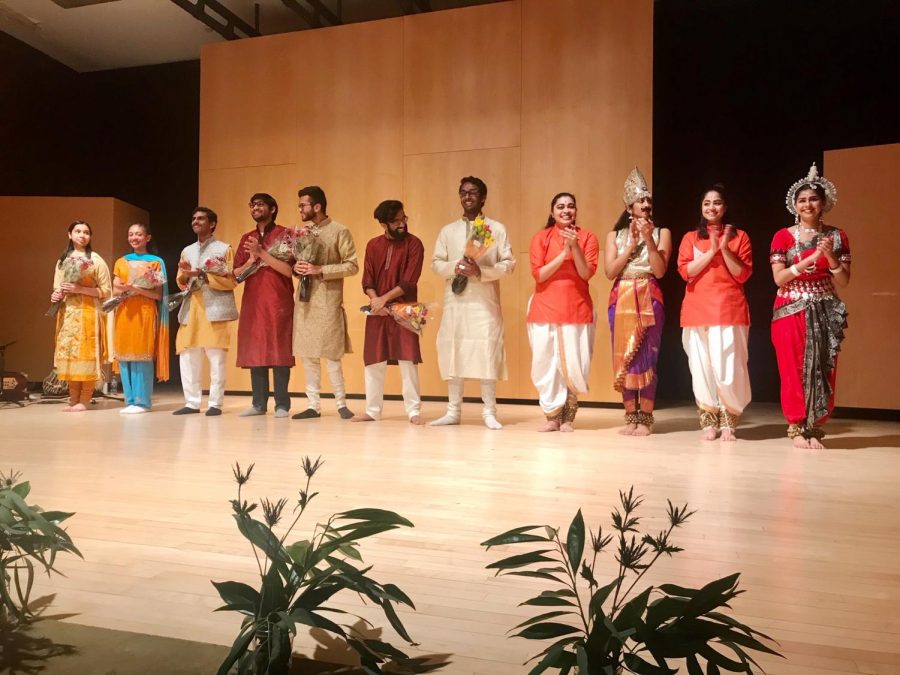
[179,347,227,409]
[302,357,347,411]
[364,361,421,420]
[442,378,498,418]
[682,325,751,416]
[527,322,595,415]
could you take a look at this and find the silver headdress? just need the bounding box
[623,167,652,206]
[785,162,837,215]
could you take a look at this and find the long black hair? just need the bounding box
[697,183,736,240]
[128,222,159,255]
[545,192,577,228]
[612,210,631,231]
[57,220,93,268]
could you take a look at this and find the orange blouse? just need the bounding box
[527,225,599,324]
[677,227,752,327]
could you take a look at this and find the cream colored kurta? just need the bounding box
[292,218,358,360]
[174,247,237,353]
[431,216,515,380]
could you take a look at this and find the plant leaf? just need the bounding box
[216,623,256,675]
[566,509,585,574]
[514,621,582,640]
[487,549,558,573]
[335,508,414,528]
[512,610,579,631]
[211,580,260,615]
[481,525,552,548]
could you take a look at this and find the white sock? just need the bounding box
[430,413,460,427]
[483,414,502,430]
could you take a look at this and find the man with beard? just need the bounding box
[291,185,358,420]
[233,193,295,418]
[352,200,425,424]
[430,176,516,429]
[603,167,671,436]
[173,207,238,416]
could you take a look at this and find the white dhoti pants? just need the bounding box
[179,347,227,409]
[527,321,595,415]
[682,325,751,419]
[302,357,347,411]
[364,361,421,420]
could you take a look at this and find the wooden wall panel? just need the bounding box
[825,143,900,410]
[199,0,652,404]
[199,33,298,170]
[403,147,522,398]
[403,1,521,156]
[0,196,147,381]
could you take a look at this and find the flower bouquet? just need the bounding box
[452,216,495,294]
[235,231,296,283]
[46,256,94,317]
[168,255,229,312]
[360,302,434,336]
[292,225,321,303]
[102,262,164,312]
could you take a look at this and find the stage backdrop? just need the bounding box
[199,0,653,402]
[0,196,148,382]
[825,143,900,411]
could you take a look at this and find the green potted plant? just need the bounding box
[213,457,421,674]
[481,487,781,674]
[0,470,81,626]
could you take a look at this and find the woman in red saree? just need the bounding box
[770,164,850,449]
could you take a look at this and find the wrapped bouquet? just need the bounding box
[235,231,296,283]
[360,302,434,336]
[46,256,95,317]
[452,216,495,294]
[168,255,229,312]
[102,262,165,312]
[292,225,321,303]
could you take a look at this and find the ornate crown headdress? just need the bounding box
[785,162,837,215]
[623,167,652,206]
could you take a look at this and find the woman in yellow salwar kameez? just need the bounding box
[50,221,112,412]
[110,223,169,414]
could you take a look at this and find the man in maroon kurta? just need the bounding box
[233,193,295,417]
[352,200,425,424]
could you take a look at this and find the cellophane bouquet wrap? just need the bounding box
[235,231,296,283]
[168,254,229,312]
[292,225,321,303]
[47,256,95,317]
[452,216,495,295]
[360,302,434,336]
[102,262,164,313]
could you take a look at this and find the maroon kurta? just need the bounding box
[235,224,295,368]
[362,233,424,366]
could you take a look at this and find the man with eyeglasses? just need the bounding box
[291,185,359,420]
[352,200,425,424]
[430,176,516,429]
[233,193,295,418]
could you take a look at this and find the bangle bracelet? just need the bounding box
[789,264,801,277]
[829,265,842,275]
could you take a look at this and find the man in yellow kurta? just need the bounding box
[173,207,238,416]
[291,186,358,420]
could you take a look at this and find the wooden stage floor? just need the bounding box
[2,393,898,674]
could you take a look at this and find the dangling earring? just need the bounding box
[794,213,799,225]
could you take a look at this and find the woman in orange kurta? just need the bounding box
[677,185,753,441]
[50,221,111,412]
[111,223,169,413]
[527,192,599,432]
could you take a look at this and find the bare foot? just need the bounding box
[808,437,825,449]
[701,427,718,441]
[719,428,736,442]
[70,403,87,412]
[409,415,425,425]
[62,405,75,412]
[618,424,637,435]
[559,422,575,433]
[537,419,560,432]
[632,424,651,437]
[351,414,376,422]
[792,436,810,449]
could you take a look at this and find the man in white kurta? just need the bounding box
[431,176,515,429]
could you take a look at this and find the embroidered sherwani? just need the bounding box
[292,218,358,360]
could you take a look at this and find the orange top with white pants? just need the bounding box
[527,225,599,324]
